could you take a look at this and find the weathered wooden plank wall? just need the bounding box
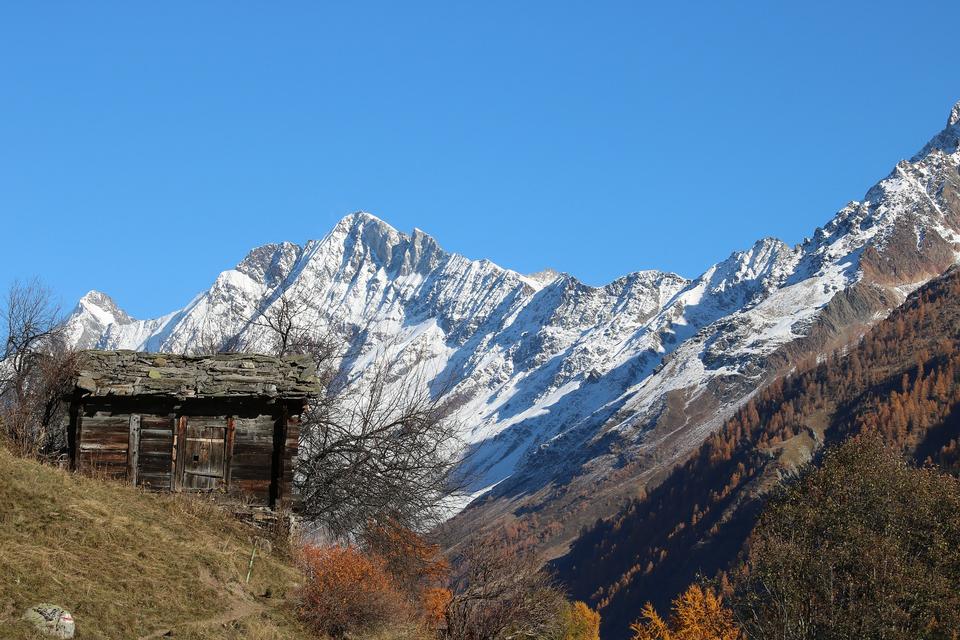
[138,415,174,490]
[69,350,317,509]
[72,399,300,508]
[228,414,277,506]
[78,413,130,480]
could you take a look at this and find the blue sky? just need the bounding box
[1,2,958,318]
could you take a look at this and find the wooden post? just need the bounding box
[68,400,83,472]
[173,415,187,491]
[224,416,236,491]
[128,414,141,486]
[270,405,289,509]
[168,413,178,491]
[285,412,301,510]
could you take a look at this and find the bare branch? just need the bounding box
[250,291,465,540]
[443,539,567,640]
[0,279,74,457]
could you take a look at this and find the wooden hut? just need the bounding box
[67,350,319,510]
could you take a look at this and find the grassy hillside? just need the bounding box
[0,449,314,639]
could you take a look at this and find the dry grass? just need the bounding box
[0,448,314,639]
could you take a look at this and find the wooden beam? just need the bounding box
[173,415,187,491]
[269,406,289,509]
[128,414,141,486]
[168,413,177,491]
[68,399,83,472]
[224,416,236,491]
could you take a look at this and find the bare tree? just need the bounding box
[251,292,319,357]
[298,356,462,540]
[443,539,568,640]
[0,279,75,456]
[189,313,247,356]
[252,290,464,541]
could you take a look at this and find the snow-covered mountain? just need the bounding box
[65,100,960,556]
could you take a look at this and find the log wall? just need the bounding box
[71,397,300,509]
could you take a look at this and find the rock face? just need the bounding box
[64,101,960,556]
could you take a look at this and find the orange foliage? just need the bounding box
[563,600,601,639]
[422,586,453,628]
[366,520,450,589]
[297,544,408,638]
[629,585,742,640]
[365,522,451,630]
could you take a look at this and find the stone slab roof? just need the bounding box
[74,350,320,401]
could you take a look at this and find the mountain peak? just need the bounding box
[523,268,563,290]
[723,237,791,268]
[79,289,118,309]
[526,268,561,285]
[334,210,395,233]
[235,242,301,287]
[912,99,960,160]
[949,99,960,127]
[77,290,133,325]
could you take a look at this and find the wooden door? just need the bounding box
[179,417,230,491]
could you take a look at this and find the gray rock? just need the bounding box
[22,604,75,639]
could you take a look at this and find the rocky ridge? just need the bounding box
[65,101,960,556]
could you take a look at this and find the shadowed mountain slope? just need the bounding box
[555,265,960,639]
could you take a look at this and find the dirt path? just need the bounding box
[138,584,266,640]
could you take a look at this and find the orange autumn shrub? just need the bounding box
[297,543,409,638]
[423,586,453,628]
[630,584,741,640]
[561,600,601,640]
[365,520,450,590]
[364,521,452,630]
